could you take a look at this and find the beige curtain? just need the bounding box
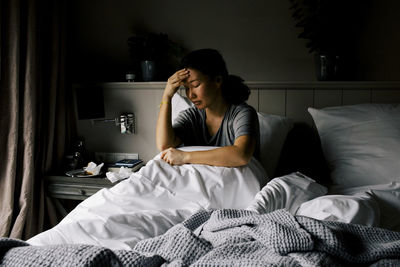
[0,0,75,239]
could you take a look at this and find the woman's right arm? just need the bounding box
[156,69,190,151]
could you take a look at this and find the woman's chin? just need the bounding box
[193,103,205,109]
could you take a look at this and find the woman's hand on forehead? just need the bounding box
[164,69,190,98]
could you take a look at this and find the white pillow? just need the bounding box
[257,112,293,178]
[171,93,193,123]
[308,103,400,188]
[296,193,380,226]
[325,181,400,231]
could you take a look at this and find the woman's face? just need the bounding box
[183,68,222,109]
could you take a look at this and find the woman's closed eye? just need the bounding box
[189,82,201,88]
[185,83,200,92]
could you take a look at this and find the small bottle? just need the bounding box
[65,154,75,171]
[74,140,86,169]
[72,151,84,170]
[65,139,86,171]
[125,71,135,82]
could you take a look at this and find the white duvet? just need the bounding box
[28,146,267,249]
[28,146,400,250]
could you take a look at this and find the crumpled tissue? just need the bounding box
[106,167,133,183]
[84,162,104,175]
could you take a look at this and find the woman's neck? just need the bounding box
[204,98,229,137]
[205,98,229,119]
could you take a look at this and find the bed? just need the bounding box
[1,100,400,266]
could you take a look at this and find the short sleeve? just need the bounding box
[232,105,259,140]
[173,107,204,146]
[173,110,191,144]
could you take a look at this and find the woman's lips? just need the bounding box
[193,101,201,105]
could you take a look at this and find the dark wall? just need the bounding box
[68,0,400,82]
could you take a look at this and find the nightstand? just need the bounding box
[45,175,121,217]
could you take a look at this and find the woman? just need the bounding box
[156,48,259,167]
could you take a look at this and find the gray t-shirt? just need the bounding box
[173,103,260,158]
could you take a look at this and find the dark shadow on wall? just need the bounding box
[275,122,331,186]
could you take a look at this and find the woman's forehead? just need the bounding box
[187,68,202,78]
[183,68,207,85]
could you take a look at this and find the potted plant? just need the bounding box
[127,33,185,81]
[289,0,362,80]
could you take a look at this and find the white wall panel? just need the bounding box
[78,88,162,162]
[247,89,259,111]
[372,89,400,103]
[343,90,371,105]
[286,90,314,124]
[314,90,342,109]
[259,90,286,116]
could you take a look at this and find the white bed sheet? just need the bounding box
[28,147,266,250]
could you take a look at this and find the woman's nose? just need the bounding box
[187,88,196,99]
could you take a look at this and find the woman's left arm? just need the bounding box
[160,135,256,167]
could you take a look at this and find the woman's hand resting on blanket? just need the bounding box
[160,147,188,165]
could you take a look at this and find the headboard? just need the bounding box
[246,81,400,125]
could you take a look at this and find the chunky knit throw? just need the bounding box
[1,209,400,266]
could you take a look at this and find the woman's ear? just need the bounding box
[215,76,223,87]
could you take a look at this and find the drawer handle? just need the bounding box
[79,189,86,195]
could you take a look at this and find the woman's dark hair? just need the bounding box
[179,49,250,105]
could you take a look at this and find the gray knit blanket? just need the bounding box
[1,209,400,266]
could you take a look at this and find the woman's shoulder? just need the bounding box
[230,103,257,116]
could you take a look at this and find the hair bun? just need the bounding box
[222,75,250,105]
